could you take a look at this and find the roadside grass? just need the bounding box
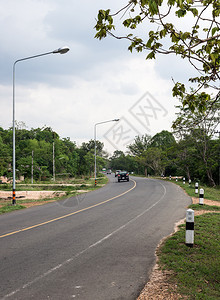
[189,204,220,211]
[170,181,220,202]
[0,176,108,192]
[0,204,25,214]
[157,213,220,299]
[156,179,220,299]
[0,175,108,214]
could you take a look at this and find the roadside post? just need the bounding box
[169,175,171,180]
[195,182,199,194]
[185,209,194,247]
[189,179,191,186]
[183,177,185,184]
[199,188,204,205]
[176,176,178,182]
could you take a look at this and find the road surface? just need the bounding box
[0,176,191,299]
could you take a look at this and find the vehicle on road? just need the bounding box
[117,171,129,182]
[106,169,112,174]
[115,170,121,177]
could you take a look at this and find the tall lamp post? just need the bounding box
[94,119,119,186]
[12,46,69,205]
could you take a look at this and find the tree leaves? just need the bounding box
[94,1,220,113]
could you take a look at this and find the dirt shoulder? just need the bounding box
[0,190,88,208]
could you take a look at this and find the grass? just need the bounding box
[0,204,26,214]
[156,179,220,299]
[0,176,108,191]
[158,213,220,299]
[170,181,220,202]
[189,204,220,211]
[0,175,108,214]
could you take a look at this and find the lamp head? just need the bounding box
[53,46,70,54]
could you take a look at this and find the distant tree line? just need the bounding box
[108,130,219,186]
[108,97,220,187]
[0,125,107,181]
[0,95,219,187]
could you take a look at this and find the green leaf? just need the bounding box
[211,27,219,36]
[176,9,187,17]
[146,51,155,59]
[190,8,198,16]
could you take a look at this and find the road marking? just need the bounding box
[0,179,136,239]
[2,178,166,299]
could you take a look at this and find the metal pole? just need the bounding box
[94,119,119,186]
[31,150,34,184]
[53,142,55,181]
[12,47,69,204]
[94,124,97,186]
[12,62,16,205]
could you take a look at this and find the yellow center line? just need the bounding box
[0,179,136,239]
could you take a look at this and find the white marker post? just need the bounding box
[176,176,178,182]
[199,188,204,205]
[189,179,191,186]
[195,182,199,194]
[186,209,194,247]
[183,177,185,184]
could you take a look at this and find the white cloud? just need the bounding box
[0,0,186,154]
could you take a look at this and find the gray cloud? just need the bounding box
[0,0,184,152]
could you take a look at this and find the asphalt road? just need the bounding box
[0,176,191,300]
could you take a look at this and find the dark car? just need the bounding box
[117,171,129,182]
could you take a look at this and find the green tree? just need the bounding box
[0,132,11,176]
[127,134,151,156]
[95,1,220,111]
[139,147,166,176]
[110,150,144,174]
[110,151,127,171]
[150,130,176,150]
[173,96,220,186]
[81,140,104,155]
[174,136,199,180]
[31,127,59,143]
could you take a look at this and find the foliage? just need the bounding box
[81,139,104,154]
[0,123,218,186]
[173,95,220,186]
[109,150,143,173]
[125,129,218,184]
[127,134,151,156]
[150,130,176,150]
[0,125,106,181]
[95,0,220,111]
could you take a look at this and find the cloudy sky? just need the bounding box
[0,0,198,154]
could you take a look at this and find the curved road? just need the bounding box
[0,175,191,300]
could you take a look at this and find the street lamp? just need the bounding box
[12,46,70,204]
[94,119,119,186]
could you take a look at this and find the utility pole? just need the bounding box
[215,131,220,186]
[31,150,34,184]
[53,142,55,181]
